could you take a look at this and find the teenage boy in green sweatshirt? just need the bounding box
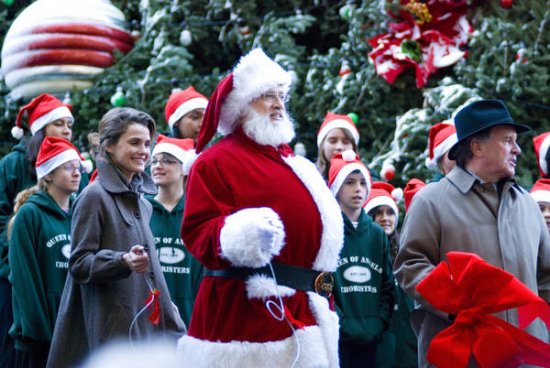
[328,150,395,368]
[147,135,203,327]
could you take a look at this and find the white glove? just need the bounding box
[220,207,286,268]
[257,218,285,253]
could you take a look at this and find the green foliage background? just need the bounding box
[0,0,549,187]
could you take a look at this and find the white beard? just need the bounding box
[242,109,295,147]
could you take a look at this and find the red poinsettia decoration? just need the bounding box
[368,0,473,88]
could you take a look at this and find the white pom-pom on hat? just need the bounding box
[391,187,403,202]
[82,159,94,174]
[342,149,356,162]
[11,126,24,140]
[182,150,199,176]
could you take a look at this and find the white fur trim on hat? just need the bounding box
[152,142,189,165]
[330,163,372,198]
[539,135,550,176]
[177,324,334,368]
[363,196,399,223]
[30,106,73,136]
[218,49,292,136]
[530,190,550,204]
[281,155,344,272]
[167,97,208,129]
[36,149,81,179]
[219,207,285,268]
[426,132,458,170]
[317,119,360,148]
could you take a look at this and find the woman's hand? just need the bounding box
[122,245,149,273]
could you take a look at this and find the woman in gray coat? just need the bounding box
[47,108,185,368]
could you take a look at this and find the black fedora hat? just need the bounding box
[448,99,530,160]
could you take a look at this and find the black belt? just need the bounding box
[204,262,334,298]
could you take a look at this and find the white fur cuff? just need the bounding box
[220,207,285,268]
[245,274,296,300]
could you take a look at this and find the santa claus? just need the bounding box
[177,48,344,367]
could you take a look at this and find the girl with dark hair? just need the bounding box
[315,112,359,180]
[47,108,184,368]
[0,94,79,367]
[364,183,418,368]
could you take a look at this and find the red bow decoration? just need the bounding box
[144,288,161,325]
[417,252,550,368]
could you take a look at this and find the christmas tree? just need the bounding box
[0,0,548,187]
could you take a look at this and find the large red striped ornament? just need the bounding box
[1,0,134,98]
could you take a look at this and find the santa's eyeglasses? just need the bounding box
[260,90,289,104]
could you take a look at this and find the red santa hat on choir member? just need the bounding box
[152,134,197,175]
[35,136,93,179]
[164,87,209,130]
[403,178,426,212]
[425,120,457,170]
[530,178,550,204]
[316,112,360,148]
[533,132,550,177]
[363,181,402,222]
[12,93,73,140]
[328,149,372,197]
[196,48,292,153]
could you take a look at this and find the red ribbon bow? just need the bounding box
[416,252,550,368]
[144,289,161,325]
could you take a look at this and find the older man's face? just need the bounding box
[249,89,287,122]
[478,125,521,180]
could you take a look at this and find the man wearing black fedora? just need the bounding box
[394,99,550,366]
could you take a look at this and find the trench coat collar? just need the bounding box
[96,158,157,196]
[447,166,520,196]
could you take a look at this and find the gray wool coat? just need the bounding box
[394,166,550,367]
[47,159,185,368]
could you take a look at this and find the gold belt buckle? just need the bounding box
[314,271,334,298]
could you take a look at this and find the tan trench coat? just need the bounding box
[395,166,550,367]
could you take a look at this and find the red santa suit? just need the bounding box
[177,49,344,368]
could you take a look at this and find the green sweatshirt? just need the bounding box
[333,210,395,345]
[146,195,203,327]
[8,190,72,353]
[376,271,419,367]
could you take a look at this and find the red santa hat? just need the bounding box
[363,181,402,222]
[12,93,73,140]
[35,136,92,179]
[328,149,372,197]
[164,87,208,129]
[196,48,292,153]
[533,132,550,177]
[425,121,457,170]
[403,178,426,212]
[530,178,550,204]
[152,134,197,175]
[316,112,360,148]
